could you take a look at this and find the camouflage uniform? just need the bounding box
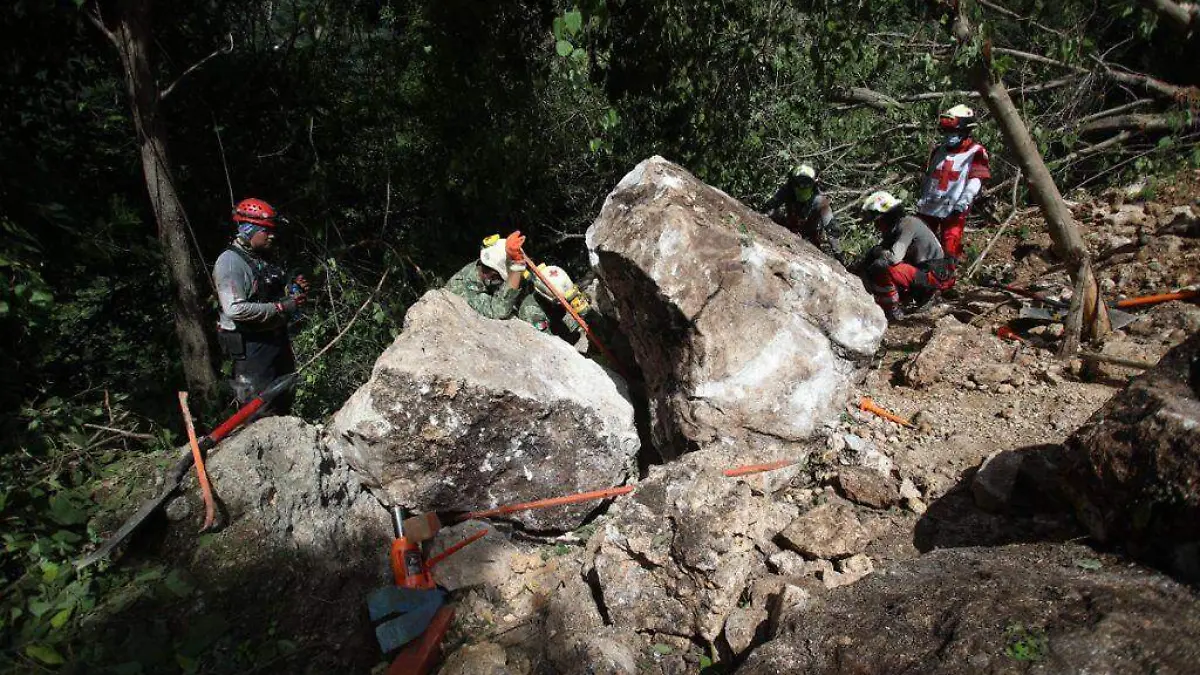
[446,262,554,332]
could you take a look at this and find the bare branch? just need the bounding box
[160,33,233,101]
[977,0,1067,36]
[1095,58,1200,103]
[1079,112,1199,134]
[1063,99,1154,130]
[832,86,902,110]
[83,0,119,48]
[1055,130,1137,165]
[992,47,1085,72]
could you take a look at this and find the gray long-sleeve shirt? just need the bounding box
[883,216,944,267]
[214,245,288,332]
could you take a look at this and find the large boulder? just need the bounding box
[156,417,391,672]
[739,543,1200,674]
[586,157,885,459]
[327,290,639,531]
[1062,332,1200,581]
[591,451,798,644]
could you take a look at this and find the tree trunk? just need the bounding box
[92,0,219,400]
[971,66,1112,343]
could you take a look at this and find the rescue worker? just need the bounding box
[860,191,956,322]
[213,198,307,414]
[916,104,991,261]
[446,231,592,337]
[763,164,845,265]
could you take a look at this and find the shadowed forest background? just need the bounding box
[1,0,1198,671]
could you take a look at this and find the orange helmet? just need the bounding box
[232,198,279,228]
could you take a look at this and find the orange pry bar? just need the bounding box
[723,459,797,477]
[456,485,634,523]
[424,529,488,570]
[178,392,217,532]
[859,397,913,428]
[1114,289,1199,309]
[521,249,630,379]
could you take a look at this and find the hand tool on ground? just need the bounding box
[178,392,218,532]
[1113,288,1200,309]
[76,373,298,568]
[723,459,798,477]
[859,397,913,428]
[995,282,1137,329]
[520,248,631,380]
[368,506,486,655]
[443,485,635,524]
[995,326,1030,344]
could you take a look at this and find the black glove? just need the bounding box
[867,256,892,278]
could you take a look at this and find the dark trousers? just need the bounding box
[219,329,296,415]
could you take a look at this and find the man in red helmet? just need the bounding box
[916,104,990,262]
[213,198,308,414]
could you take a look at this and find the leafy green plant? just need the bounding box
[1004,623,1049,662]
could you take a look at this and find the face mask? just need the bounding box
[945,134,964,148]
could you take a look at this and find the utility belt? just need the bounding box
[913,257,958,293]
[217,326,287,359]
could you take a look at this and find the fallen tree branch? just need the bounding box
[832,86,903,110]
[1064,99,1155,130]
[992,47,1086,72]
[1055,130,1136,166]
[966,170,1023,280]
[835,76,1079,110]
[82,423,154,441]
[1096,59,1200,103]
[977,0,1067,36]
[1079,112,1198,134]
[1139,0,1199,34]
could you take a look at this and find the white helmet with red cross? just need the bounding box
[938,104,976,133]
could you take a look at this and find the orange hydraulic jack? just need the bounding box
[370,506,486,674]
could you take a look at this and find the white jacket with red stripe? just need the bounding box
[917,139,991,218]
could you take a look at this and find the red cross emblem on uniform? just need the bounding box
[933,158,961,190]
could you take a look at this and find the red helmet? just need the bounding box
[232,198,278,227]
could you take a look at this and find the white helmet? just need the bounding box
[861,191,903,216]
[939,104,976,132]
[479,235,508,276]
[791,164,817,182]
[526,264,591,314]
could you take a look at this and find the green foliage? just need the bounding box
[1004,622,1049,662]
